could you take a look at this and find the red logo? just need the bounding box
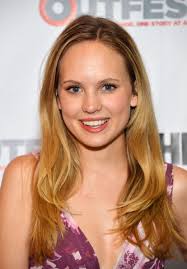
[39,0,77,26]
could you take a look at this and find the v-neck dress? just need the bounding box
[29,163,173,269]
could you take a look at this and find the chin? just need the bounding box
[66,127,124,150]
[80,142,111,151]
[77,136,117,150]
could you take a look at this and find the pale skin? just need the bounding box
[0,41,187,269]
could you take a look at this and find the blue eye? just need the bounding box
[66,85,81,93]
[103,83,117,92]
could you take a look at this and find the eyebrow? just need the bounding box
[61,78,120,86]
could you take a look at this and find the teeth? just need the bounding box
[82,119,108,127]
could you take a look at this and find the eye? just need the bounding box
[102,83,117,92]
[66,85,81,93]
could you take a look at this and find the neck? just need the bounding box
[70,134,129,203]
[78,135,128,178]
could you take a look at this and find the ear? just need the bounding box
[130,94,138,108]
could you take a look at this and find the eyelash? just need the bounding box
[103,83,117,91]
[66,85,80,93]
[66,83,117,93]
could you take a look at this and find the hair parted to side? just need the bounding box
[30,15,185,264]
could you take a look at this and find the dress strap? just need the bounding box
[165,163,174,202]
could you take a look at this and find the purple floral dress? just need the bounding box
[29,163,173,269]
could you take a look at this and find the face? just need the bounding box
[57,41,137,149]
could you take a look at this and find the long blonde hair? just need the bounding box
[30,15,184,264]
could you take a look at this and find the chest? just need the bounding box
[65,193,124,269]
[39,190,165,269]
[59,208,163,269]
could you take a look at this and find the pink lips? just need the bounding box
[80,118,109,133]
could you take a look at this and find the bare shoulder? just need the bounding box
[2,152,39,179]
[172,165,187,259]
[0,153,39,268]
[1,153,39,199]
[172,165,187,205]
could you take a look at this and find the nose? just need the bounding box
[82,92,102,114]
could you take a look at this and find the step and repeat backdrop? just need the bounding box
[0,1,187,267]
[0,0,187,183]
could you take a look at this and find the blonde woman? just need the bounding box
[0,15,187,269]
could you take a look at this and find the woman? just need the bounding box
[0,15,187,269]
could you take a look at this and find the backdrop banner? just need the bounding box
[0,1,187,267]
[1,0,187,182]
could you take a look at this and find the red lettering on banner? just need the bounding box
[173,20,182,26]
[136,21,149,26]
[151,21,172,26]
[119,20,186,27]
[120,21,135,27]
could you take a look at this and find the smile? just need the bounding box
[80,118,109,133]
[81,119,108,127]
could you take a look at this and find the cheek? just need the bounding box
[104,94,131,115]
[59,97,80,118]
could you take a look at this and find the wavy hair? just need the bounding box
[30,15,184,264]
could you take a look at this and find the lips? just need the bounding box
[79,118,110,133]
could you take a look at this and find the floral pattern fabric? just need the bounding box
[29,163,173,269]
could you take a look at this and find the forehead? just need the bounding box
[59,41,129,80]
